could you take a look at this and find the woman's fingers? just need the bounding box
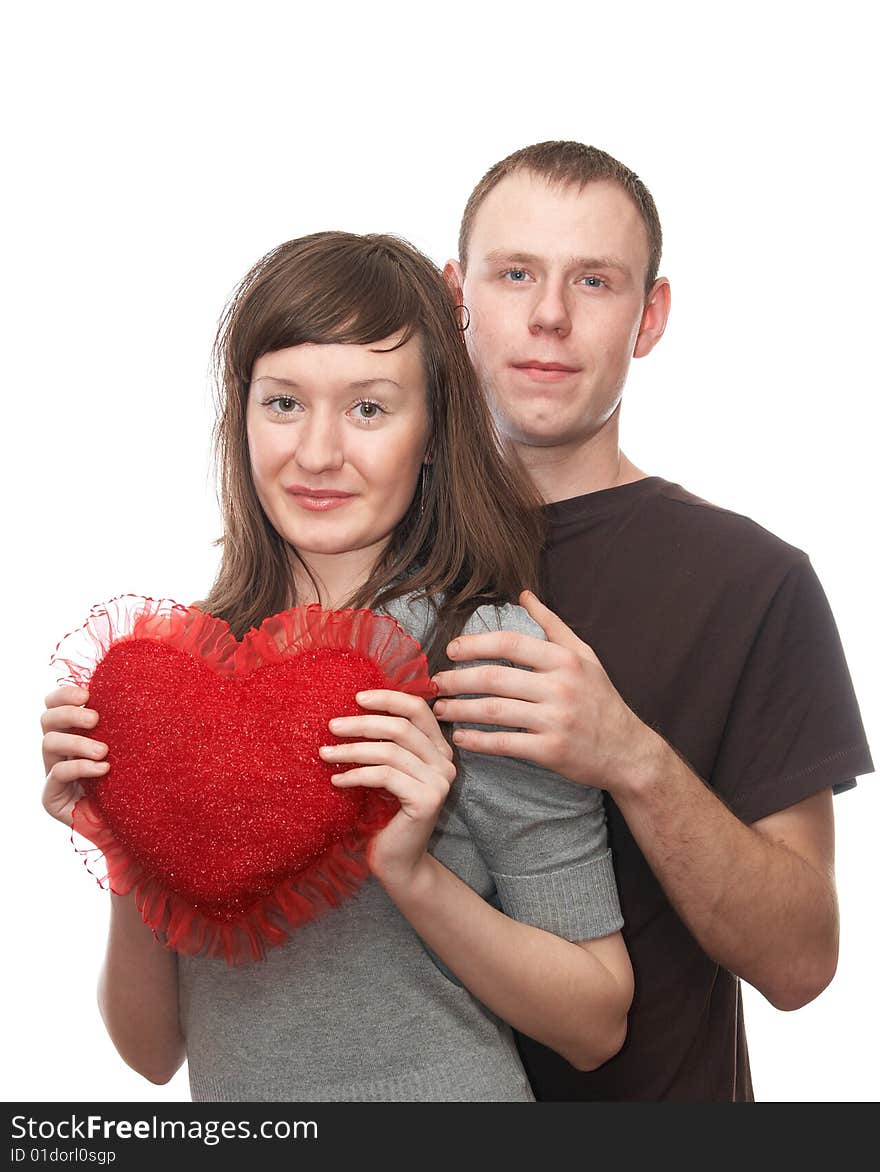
[46,758,110,786]
[40,689,104,779]
[43,757,109,826]
[41,704,100,734]
[42,730,108,765]
[329,764,449,809]
[320,739,454,789]
[353,691,451,758]
[327,712,452,774]
[40,686,105,826]
[44,685,89,709]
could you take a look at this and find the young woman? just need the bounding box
[40,232,632,1102]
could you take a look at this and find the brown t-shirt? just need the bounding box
[515,477,873,1101]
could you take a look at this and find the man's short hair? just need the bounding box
[458,141,662,297]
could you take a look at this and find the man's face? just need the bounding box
[455,172,660,450]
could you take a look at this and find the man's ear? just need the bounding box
[633,277,671,359]
[443,259,464,301]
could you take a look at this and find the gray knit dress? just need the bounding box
[177,594,622,1101]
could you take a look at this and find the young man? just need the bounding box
[433,141,873,1101]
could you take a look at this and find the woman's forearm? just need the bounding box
[379,856,633,1071]
[97,893,185,1084]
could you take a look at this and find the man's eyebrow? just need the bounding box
[482,249,632,275]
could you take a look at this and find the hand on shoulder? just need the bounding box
[432,591,663,794]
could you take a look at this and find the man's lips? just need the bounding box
[514,361,580,371]
[511,360,581,383]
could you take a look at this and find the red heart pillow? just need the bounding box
[51,595,436,964]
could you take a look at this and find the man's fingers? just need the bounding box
[518,590,593,655]
[450,726,545,764]
[432,696,545,732]
[444,629,561,671]
[433,663,548,701]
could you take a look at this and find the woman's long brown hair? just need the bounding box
[198,231,544,672]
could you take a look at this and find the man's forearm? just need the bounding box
[612,734,839,1010]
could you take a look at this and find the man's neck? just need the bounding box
[512,430,647,505]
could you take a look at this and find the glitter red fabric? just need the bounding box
[51,596,437,964]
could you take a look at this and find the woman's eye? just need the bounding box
[352,400,384,421]
[265,395,301,413]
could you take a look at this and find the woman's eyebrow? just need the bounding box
[348,378,403,392]
[250,376,403,391]
[251,375,299,387]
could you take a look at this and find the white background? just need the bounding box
[3,1,877,1103]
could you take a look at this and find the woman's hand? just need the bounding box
[41,685,109,826]
[320,690,456,890]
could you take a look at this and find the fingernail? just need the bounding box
[447,641,459,657]
[92,744,108,758]
[452,731,465,744]
[328,718,342,730]
[95,761,110,771]
[319,745,335,756]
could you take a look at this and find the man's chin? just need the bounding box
[491,409,579,449]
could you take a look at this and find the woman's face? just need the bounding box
[246,330,431,582]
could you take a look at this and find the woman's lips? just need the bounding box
[285,488,355,512]
[511,361,581,383]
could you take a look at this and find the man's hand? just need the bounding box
[432,591,663,795]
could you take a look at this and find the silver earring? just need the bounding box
[419,464,429,517]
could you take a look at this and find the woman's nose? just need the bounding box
[294,414,344,474]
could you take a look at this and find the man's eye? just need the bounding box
[503,269,530,282]
[579,276,606,288]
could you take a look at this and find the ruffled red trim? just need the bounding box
[50,594,437,693]
[51,595,437,965]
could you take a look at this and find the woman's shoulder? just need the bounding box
[380,589,546,647]
[462,601,546,642]
[378,591,439,644]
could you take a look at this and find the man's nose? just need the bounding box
[528,281,572,337]
[294,413,344,473]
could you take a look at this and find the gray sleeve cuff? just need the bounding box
[491,849,623,941]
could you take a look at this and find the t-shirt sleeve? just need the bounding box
[712,554,873,824]
[454,604,623,942]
